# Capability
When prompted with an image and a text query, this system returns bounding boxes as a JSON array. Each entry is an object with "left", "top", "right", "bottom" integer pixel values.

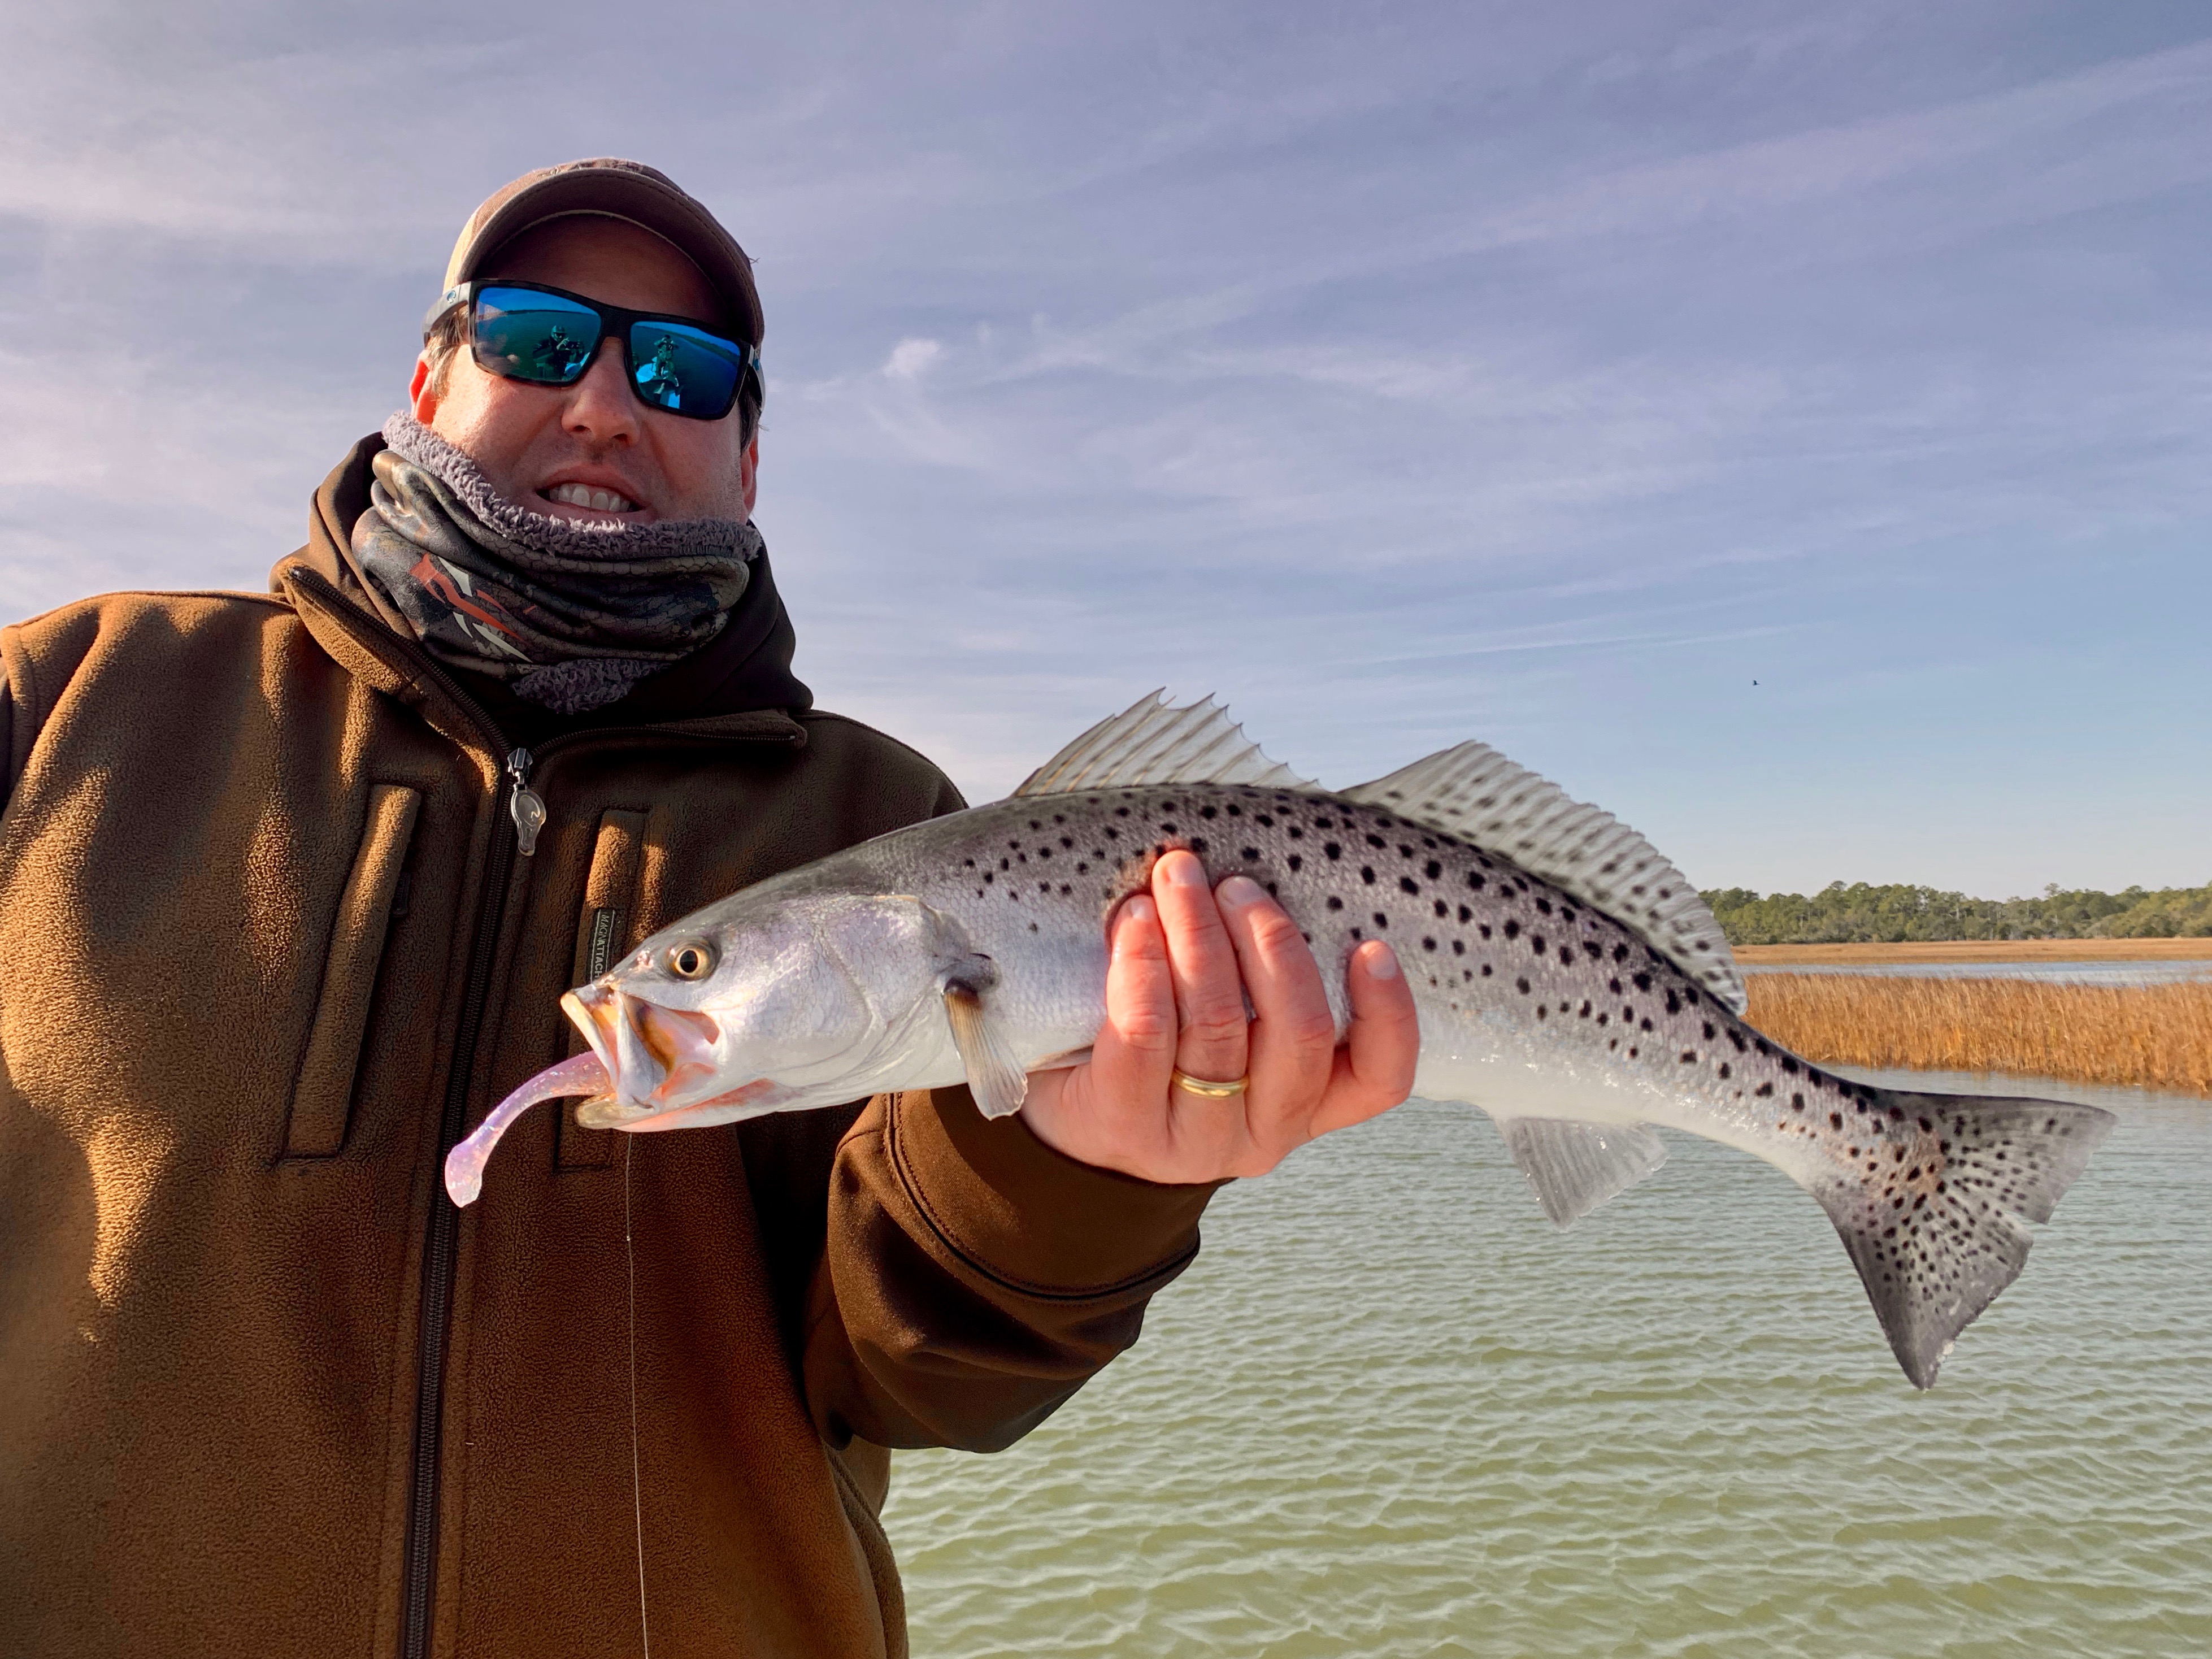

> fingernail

[
  {"left": 1364, "top": 941, "right": 1400, "bottom": 979},
  {"left": 1122, "top": 896, "right": 1157, "bottom": 930},
  {"left": 1157, "top": 852, "right": 1203, "bottom": 887},
  {"left": 1216, "top": 874, "right": 1263, "bottom": 909}
]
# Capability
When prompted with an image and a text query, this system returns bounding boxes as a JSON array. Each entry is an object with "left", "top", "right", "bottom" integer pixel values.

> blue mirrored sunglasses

[{"left": 424, "top": 280, "right": 761, "bottom": 422}]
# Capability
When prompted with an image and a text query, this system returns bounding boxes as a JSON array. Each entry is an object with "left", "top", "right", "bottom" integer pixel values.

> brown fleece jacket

[{"left": 0, "top": 440, "right": 1214, "bottom": 1658}]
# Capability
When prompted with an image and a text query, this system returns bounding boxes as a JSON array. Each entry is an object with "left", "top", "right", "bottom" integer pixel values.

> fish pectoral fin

[
  {"left": 1493, "top": 1115, "right": 1668, "bottom": 1228},
  {"left": 939, "top": 962, "right": 1030, "bottom": 1120}
]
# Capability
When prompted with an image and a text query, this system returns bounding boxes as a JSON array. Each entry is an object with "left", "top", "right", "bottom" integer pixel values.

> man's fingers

[
  {"left": 1150, "top": 852, "right": 1250, "bottom": 1093},
  {"left": 1215, "top": 875, "right": 1338, "bottom": 1152},
  {"left": 1309, "top": 941, "right": 1420, "bottom": 1139}
]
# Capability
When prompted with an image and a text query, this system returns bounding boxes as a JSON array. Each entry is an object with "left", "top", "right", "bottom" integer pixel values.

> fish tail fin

[{"left": 1810, "top": 1085, "right": 2114, "bottom": 1388}]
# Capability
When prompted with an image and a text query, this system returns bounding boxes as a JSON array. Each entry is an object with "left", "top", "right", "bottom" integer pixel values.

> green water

[{"left": 882, "top": 1074, "right": 2212, "bottom": 1657}]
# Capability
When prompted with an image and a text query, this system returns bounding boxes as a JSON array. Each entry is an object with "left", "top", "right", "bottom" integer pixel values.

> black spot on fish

[
  {"left": 1614, "top": 944, "right": 1629, "bottom": 962},
  {"left": 1664, "top": 989, "right": 1680, "bottom": 1014},
  {"left": 1728, "top": 1031, "right": 1746, "bottom": 1052},
  {"left": 1423, "top": 937, "right": 1437, "bottom": 952},
  {"left": 1640, "top": 1018, "right": 1653, "bottom": 1032},
  {"left": 1325, "top": 842, "right": 1342, "bottom": 860},
  {"left": 1400, "top": 876, "right": 1420, "bottom": 895},
  {"left": 1831, "top": 1113, "right": 1844, "bottom": 1130},
  {"left": 1756, "top": 1082, "right": 1774, "bottom": 1097},
  {"left": 1115, "top": 807, "right": 1130, "bottom": 817},
  {"left": 1326, "top": 896, "right": 1344, "bottom": 911},
  {"left": 1425, "top": 859, "right": 1442, "bottom": 879},
  {"left": 1482, "top": 964, "right": 1493, "bottom": 977},
  {"left": 1362, "top": 866, "right": 1376, "bottom": 884},
  {"left": 1452, "top": 939, "right": 1465, "bottom": 956},
  {"left": 983, "top": 871, "right": 994, "bottom": 884},
  {"left": 1350, "top": 926, "right": 1362, "bottom": 939},
  {"left": 1537, "top": 1004, "right": 1548, "bottom": 1020},
  {"left": 1531, "top": 936, "right": 1546, "bottom": 956},
  {"left": 1457, "top": 904, "right": 1472, "bottom": 923},
  {"left": 1200, "top": 806, "right": 1218, "bottom": 819},
  {"left": 1075, "top": 863, "right": 1089, "bottom": 874},
  {"left": 1579, "top": 1000, "right": 1592, "bottom": 1017},
  {"left": 1468, "top": 872, "right": 1486, "bottom": 891},
  {"left": 1632, "top": 972, "right": 1653, "bottom": 992},
  {"left": 1596, "top": 1013, "right": 1608, "bottom": 1026},
  {"left": 1373, "top": 913, "right": 1389, "bottom": 929},
  {"left": 1242, "top": 846, "right": 1260, "bottom": 862},
  {"left": 1038, "top": 848, "right": 1052, "bottom": 860},
  {"left": 1028, "top": 820, "right": 1041, "bottom": 831},
  {"left": 1584, "top": 941, "right": 1603, "bottom": 960},
  {"left": 1503, "top": 919, "right": 1520, "bottom": 940},
  {"left": 1609, "top": 978, "right": 1623, "bottom": 994},
  {"left": 1288, "top": 854, "right": 1303, "bottom": 872},
  {"left": 1479, "top": 924, "right": 1492, "bottom": 940},
  {"left": 1367, "top": 833, "right": 1386, "bottom": 849},
  {"left": 1681, "top": 1050, "right": 1697, "bottom": 1063},
  {"left": 1104, "top": 828, "right": 1119, "bottom": 841},
  {"left": 1190, "top": 838, "right": 1208, "bottom": 855},
  {"left": 1536, "top": 897, "right": 1552, "bottom": 916},
  {"left": 1718, "top": 1063, "right": 1731, "bottom": 1079},
  {"left": 1256, "top": 813, "right": 1274, "bottom": 827},
  {"left": 1516, "top": 976, "right": 1530, "bottom": 994},
  {"left": 1227, "top": 805, "right": 1241, "bottom": 817},
  {"left": 1783, "top": 1058, "right": 1800, "bottom": 1075}
]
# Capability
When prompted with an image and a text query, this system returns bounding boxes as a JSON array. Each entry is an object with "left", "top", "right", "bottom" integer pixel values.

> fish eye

[{"left": 664, "top": 941, "right": 718, "bottom": 981}]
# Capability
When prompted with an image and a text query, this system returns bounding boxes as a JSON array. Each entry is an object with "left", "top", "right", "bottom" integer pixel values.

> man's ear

[
  {"left": 739, "top": 432, "right": 759, "bottom": 517},
  {"left": 408, "top": 354, "right": 438, "bottom": 424}
]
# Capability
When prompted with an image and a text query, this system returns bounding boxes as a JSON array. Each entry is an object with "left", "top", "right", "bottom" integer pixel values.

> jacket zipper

[
  {"left": 278, "top": 568, "right": 775, "bottom": 1659},
  {"left": 400, "top": 744, "right": 526, "bottom": 1659}
]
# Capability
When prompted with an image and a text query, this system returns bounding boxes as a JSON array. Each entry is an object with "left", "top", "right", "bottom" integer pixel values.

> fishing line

[{"left": 625, "top": 1136, "right": 651, "bottom": 1659}]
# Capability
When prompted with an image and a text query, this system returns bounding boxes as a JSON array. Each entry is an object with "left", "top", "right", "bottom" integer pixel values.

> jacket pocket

[
  {"left": 559, "top": 808, "right": 651, "bottom": 1170},
  {"left": 284, "top": 783, "right": 422, "bottom": 1157}
]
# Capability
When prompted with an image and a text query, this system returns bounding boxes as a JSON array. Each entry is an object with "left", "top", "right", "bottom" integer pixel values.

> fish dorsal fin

[
  {"left": 1015, "top": 692, "right": 1315, "bottom": 796},
  {"left": 1344, "top": 743, "right": 1745, "bottom": 1013}
]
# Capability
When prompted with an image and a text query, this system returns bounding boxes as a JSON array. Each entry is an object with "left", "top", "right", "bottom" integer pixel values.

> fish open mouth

[{"left": 442, "top": 985, "right": 792, "bottom": 1206}]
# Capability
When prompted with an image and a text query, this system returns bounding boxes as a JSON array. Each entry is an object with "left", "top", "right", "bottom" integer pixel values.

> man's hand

[{"left": 1018, "top": 849, "right": 1420, "bottom": 1184}]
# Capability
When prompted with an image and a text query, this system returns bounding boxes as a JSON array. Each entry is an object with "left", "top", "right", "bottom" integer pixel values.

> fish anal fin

[
  {"left": 1014, "top": 692, "right": 1314, "bottom": 796},
  {"left": 1496, "top": 1116, "right": 1668, "bottom": 1227},
  {"left": 1345, "top": 744, "right": 1745, "bottom": 1015},
  {"left": 940, "top": 961, "right": 1030, "bottom": 1119}
]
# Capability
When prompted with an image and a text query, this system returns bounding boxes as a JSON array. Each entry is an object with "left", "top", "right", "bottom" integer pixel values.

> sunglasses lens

[
  {"left": 628, "top": 319, "right": 746, "bottom": 418},
  {"left": 473, "top": 286, "right": 602, "bottom": 384}
]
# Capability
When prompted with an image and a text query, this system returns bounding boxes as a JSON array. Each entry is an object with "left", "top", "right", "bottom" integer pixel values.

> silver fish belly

[{"left": 446, "top": 695, "right": 2113, "bottom": 1388}]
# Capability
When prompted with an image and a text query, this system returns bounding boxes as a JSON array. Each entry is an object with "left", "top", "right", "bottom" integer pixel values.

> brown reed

[{"left": 1744, "top": 973, "right": 2212, "bottom": 1098}]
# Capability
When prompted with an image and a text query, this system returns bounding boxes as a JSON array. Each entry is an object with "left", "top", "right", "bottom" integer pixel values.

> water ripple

[{"left": 884, "top": 1084, "right": 2212, "bottom": 1657}]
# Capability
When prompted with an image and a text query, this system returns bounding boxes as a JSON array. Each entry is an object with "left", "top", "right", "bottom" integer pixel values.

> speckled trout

[{"left": 447, "top": 694, "right": 2112, "bottom": 1387}]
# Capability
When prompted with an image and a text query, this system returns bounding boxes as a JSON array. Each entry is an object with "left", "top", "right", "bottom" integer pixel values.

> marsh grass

[{"left": 1746, "top": 974, "right": 2212, "bottom": 1098}]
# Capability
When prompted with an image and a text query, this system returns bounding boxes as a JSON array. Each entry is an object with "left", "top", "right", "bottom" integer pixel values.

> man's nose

[{"left": 560, "top": 338, "right": 642, "bottom": 445}]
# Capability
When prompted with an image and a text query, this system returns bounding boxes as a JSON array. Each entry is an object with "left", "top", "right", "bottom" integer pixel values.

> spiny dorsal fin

[
  {"left": 1015, "top": 692, "right": 1314, "bottom": 796},
  {"left": 1345, "top": 742, "right": 1745, "bottom": 1013}
]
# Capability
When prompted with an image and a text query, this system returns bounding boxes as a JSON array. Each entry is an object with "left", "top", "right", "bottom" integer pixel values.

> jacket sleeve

[{"left": 797, "top": 1086, "right": 1219, "bottom": 1452}]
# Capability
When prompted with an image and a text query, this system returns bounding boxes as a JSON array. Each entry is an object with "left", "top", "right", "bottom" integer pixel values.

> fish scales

[{"left": 445, "top": 695, "right": 2115, "bottom": 1388}]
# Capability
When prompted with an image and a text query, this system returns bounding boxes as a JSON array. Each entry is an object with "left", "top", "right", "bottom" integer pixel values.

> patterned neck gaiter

[{"left": 350, "top": 414, "right": 760, "bottom": 714}]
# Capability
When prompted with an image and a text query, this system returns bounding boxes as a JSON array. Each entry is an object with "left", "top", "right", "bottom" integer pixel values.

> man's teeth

[{"left": 545, "top": 482, "right": 638, "bottom": 513}]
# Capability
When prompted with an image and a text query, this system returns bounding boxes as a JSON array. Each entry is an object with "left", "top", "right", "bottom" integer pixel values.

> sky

[{"left": 1, "top": 0, "right": 2206, "bottom": 898}]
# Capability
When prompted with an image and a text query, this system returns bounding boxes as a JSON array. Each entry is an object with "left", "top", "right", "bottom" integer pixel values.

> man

[{"left": 0, "top": 159, "right": 1417, "bottom": 1658}]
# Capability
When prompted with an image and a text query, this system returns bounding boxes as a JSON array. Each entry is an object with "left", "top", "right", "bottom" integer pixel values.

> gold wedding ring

[{"left": 1170, "top": 1067, "right": 1250, "bottom": 1099}]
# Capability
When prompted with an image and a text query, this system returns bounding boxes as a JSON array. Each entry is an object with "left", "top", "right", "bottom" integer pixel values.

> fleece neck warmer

[{"left": 350, "top": 414, "right": 759, "bottom": 714}]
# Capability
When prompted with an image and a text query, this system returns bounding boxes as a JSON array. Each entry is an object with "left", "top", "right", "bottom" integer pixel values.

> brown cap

[{"left": 433, "top": 158, "right": 763, "bottom": 345}]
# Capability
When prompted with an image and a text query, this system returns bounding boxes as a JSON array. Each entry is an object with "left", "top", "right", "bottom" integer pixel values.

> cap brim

[{"left": 449, "top": 169, "right": 763, "bottom": 345}]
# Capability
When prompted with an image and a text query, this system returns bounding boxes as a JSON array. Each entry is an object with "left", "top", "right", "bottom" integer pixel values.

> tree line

[{"left": 1700, "top": 881, "right": 2212, "bottom": 945}]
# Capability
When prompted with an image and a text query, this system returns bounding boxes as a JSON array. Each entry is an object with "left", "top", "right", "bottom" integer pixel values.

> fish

[{"left": 446, "top": 693, "right": 2115, "bottom": 1387}]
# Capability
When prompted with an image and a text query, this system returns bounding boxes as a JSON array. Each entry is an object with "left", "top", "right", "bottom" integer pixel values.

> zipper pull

[{"left": 505, "top": 747, "right": 546, "bottom": 856}]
